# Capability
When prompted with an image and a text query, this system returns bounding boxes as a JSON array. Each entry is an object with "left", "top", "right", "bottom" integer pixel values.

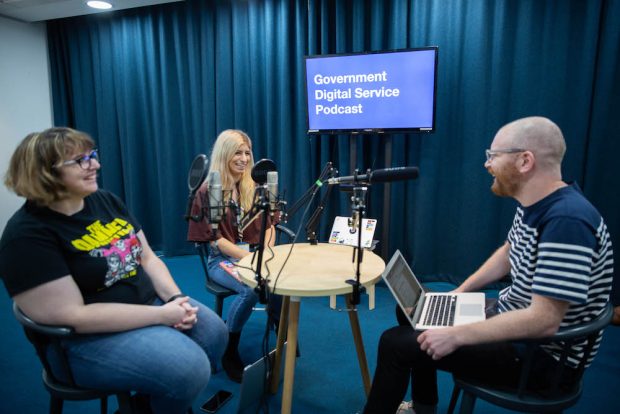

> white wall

[{"left": 0, "top": 16, "right": 53, "bottom": 231}]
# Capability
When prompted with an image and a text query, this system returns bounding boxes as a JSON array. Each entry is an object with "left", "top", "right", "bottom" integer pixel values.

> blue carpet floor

[{"left": 1, "top": 253, "right": 619, "bottom": 413}]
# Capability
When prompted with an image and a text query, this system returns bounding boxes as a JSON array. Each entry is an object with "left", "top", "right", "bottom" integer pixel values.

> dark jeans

[{"left": 363, "top": 305, "right": 577, "bottom": 414}]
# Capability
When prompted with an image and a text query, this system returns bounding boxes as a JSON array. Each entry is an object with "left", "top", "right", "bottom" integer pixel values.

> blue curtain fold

[{"left": 47, "top": 0, "right": 620, "bottom": 288}]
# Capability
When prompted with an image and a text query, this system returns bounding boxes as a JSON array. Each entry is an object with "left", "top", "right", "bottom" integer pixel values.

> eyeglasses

[
  {"left": 58, "top": 149, "right": 99, "bottom": 169},
  {"left": 485, "top": 148, "right": 526, "bottom": 162}
]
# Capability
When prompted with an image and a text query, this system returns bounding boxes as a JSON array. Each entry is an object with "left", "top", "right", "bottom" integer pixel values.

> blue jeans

[
  {"left": 52, "top": 298, "right": 227, "bottom": 414},
  {"left": 207, "top": 253, "right": 258, "bottom": 333}
]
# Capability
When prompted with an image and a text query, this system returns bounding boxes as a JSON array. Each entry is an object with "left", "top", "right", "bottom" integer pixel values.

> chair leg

[
  {"left": 447, "top": 386, "right": 460, "bottom": 414},
  {"left": 215, "top": 297, "right": 224, "bottom": 317},
  {"left": 458, "top": 391, "right": 477, "bottom": 414},
  {"left": 49, "top": 396, "right": 63, "bottom": 414},
  {"left": 100, "top": 396, "right": 108, "bottom": 414},
  {"left": 116, "top": 392, "right": 133, "bottom": 414}
]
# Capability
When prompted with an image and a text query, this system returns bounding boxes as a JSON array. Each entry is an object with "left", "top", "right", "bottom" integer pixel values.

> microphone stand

[
  {"left": 297, "top": 163, "right": 336, "bottom": 244},
  {"left": 305, "top": 183, "right": 335, "bottom": 245},
  {"left": 252, "top": 186, "right": 271, "bottom": 304},
  {"left": 185, "top": 190, "right": 207, "bottom": 223},
  {"left": 346, "top": 171, "right": 369, "bottom": 306},
  {"left": 286, "top": 162, "right": 335, "bottom": 221}
]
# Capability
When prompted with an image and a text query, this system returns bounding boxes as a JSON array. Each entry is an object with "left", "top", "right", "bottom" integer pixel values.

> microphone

[
  {"left": 267, "top": 171, "right": 278, "bottom": 212},
  {"left": 348, "top": 186, "right": 366, "bottom": 234},
  {"left": 348, "top": 211, "right": 359, "bottom": 234},
  {"left": 326, "top": 166, "right": 419, "bottom": 185},
  {"left": 207, "top": 171, "right": 223, "bottom": 227}
]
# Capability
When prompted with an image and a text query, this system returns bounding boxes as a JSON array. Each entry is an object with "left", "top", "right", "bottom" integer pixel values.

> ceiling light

[{"left": 86, "top": 1, "right": 113, "bottom": 10}]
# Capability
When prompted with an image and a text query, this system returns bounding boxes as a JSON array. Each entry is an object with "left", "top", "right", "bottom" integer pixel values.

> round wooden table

[{"left": 237, "top": 243, "right": 385, "bottom": 414}]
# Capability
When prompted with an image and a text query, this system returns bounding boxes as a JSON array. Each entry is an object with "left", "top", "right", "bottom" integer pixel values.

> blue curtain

[{"left": 48, "top": 0, "right": 620, "bottom": 287}]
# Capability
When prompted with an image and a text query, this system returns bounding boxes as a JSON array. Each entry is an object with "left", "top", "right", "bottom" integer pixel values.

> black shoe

[
  {"left": 114, "top": 393, "right": 152, "bottom": 414},
  {"left": 222, "top": 331, "right": 244, "bottom": 383},
  {"left": 222, "top": 351, "right": 244, "bottom": 383}
]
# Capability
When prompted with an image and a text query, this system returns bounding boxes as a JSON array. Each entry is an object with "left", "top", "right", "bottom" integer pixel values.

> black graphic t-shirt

[{"left": 0, "top": 190, "right": 156, "bottom": 305}]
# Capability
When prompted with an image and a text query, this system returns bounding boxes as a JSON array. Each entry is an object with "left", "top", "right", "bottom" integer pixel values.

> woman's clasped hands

[{"left": 162, "top": 296, "right": 199, "bottom": 330}]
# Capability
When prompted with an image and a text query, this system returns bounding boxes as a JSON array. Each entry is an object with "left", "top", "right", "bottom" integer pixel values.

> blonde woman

[{"left": 188, "top": 129, "right": 278, "bottom": 382}]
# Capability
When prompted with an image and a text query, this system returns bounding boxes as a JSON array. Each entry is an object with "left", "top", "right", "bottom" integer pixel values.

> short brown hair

[{"left": 4, "top": 127, "right": 95, "bottom": 206}]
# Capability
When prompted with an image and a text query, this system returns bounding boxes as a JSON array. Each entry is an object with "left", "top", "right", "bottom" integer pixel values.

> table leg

[
  {"left": 270, "top": 296, "right": 290, "bottom": 394},
  {"left": 346, "top": 293, "right": 371, "bottom": 395},
  {"left": 367, "top": 284, "right": 375, "bottom": 310},
  {"left": 281, "top": 296, "right": 300, "bottom": 414}
]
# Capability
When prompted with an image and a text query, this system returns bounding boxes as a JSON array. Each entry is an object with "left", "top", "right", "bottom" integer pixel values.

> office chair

[
  {"left": 447, "top": 301, "right": 614, "bottom": 414},
  {"left": 12, "top": 302, "right": 134, "bottom": 414}
]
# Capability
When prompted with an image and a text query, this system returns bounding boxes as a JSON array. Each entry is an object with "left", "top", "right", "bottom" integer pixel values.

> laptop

[
  {"left": 237, "top": 342, "right": 287, "bottom": 413},
  {"left": 382, "top": 250, "right": 485, "bottom": 330},
  {"left": 328, "top": 216, "right": 377, "bottom": 248}
]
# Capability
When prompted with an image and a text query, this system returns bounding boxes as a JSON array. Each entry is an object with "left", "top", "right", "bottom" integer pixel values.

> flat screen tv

[{"left": 305, "top": 47, "right": 438, "bottom": 134}]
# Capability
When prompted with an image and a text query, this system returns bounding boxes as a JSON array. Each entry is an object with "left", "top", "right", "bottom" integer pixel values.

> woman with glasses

[
  {"left": 0, "top": 127, "right": 228, "bottom": 414},
  {"left": 187, "top": 129, "right": 279, "bottom": 383}
]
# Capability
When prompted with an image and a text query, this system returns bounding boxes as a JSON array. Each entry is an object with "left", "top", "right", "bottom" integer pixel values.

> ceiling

[{"left": 0, "top": 0, "right": 184, "bottom": 23}]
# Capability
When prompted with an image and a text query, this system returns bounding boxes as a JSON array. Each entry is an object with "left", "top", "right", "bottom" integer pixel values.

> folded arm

[
  {"left": 13, "top": 275, "right": 191, "bottom": 334},
  {"left": 13, "top": 229, "right": 195, "bottom": 334}
]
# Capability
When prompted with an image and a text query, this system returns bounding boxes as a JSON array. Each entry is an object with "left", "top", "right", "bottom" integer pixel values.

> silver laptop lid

[
  {"left": 381, "top": 250, "right": 426, "bottom": 326},
  {"left": 237, "top": 343, "right": 286, "bottom": 413}
]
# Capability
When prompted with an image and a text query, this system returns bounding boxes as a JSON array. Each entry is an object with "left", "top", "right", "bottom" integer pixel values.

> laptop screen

[{"left": 383, "top": 251, "right": 424, "bottom": 320}]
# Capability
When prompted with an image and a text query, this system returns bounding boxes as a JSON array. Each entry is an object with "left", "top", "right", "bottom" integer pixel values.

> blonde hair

[
  {"left": 4, "top": 127, "right": 95, "bottom": 206},
  {"left": 209, "top": 129, "right": 255, "bottom": 212}
]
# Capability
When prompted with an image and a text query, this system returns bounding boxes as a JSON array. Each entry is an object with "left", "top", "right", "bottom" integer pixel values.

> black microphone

[
  {"left": 267, "top": 171, "right": 278, "bottom": 212},
  {"left": 207, "top": 171, "right": 223, "bottom": 228},
  {"left": 326, "top": 166, "right": 419, "bottom": 185}
]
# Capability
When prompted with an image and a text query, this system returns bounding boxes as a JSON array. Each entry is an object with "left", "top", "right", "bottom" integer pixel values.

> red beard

[{"left": 490, "top": 164, "right": 520, "bottom": 197}]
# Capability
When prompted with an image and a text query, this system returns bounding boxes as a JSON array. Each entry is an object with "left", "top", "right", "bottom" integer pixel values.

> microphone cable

[
  {"left": 255, "top": 183, "right": 322, "bottom": 414},
  {"left": 258, "top": 229, "right": 276, "bottom": 414}
]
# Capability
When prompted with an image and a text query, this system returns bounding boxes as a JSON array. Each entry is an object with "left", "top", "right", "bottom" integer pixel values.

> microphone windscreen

[
  {"left": 251, "top": 158, "right": 277, "bottom": 184},
  {"left": 371, "top": 166, "right": 419, "bottom": 183},
  {"left": 188, "top": 154, "right": 209, "bottom": 192}
]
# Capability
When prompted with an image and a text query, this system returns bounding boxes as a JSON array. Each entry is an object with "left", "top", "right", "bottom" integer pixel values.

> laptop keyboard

[{"left": 422, "top": 295, "right": 456, "bottom": 327}]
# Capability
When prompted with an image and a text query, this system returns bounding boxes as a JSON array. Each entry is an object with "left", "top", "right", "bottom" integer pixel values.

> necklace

[{"left": 231, "top": 184, "right": 244, "bottom": 242}]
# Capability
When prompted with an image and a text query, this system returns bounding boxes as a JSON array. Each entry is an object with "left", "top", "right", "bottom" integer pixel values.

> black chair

[
  {"left": 447, "top": 301, "right": 614, "bottom": 414},
  {"left": 12, "top": 302, "right": 134, "bottom": 414},
  {"left": 196, "top": 223, "right": 296, "bottom": 317},
  {"left": 196, "top": 242, "right": 235, "bottom": 317}
]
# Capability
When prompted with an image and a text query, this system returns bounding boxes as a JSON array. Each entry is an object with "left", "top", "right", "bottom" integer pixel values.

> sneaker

[{"left": 397, "top": 400, "right": 415, "bottom": 414}]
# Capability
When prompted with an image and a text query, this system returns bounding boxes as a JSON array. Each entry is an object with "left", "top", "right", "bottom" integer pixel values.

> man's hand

[{"left": 417, "top": 327, "right": 462, "bottom": 360}]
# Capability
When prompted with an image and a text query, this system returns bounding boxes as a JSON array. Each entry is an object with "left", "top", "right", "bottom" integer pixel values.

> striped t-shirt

[{"left": 497, "top": 183, "right": 613, "bottom": 367}]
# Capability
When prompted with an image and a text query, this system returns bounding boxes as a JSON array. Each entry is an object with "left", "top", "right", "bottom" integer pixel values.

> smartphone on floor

[{"left": 200, "top": 390, "right": 233, "bottom": 413}]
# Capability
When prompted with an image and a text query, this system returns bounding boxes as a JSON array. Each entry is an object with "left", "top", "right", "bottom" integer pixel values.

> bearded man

[{"left": 363, "top": 116, "right": 614, "bottom": 414}]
